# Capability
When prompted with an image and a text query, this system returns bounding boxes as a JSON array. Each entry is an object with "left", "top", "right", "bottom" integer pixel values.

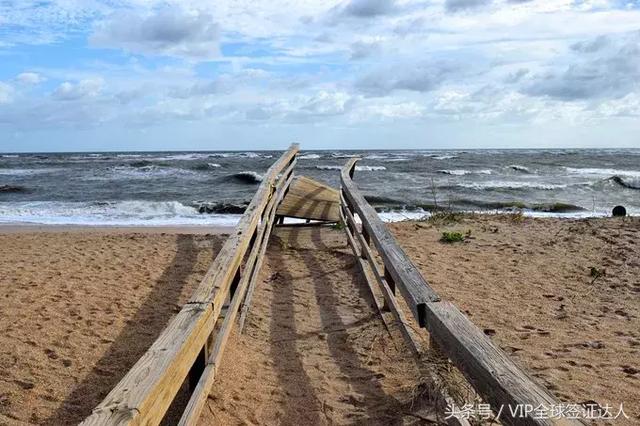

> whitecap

[
  {"left": 566, "top": 167, "right": 640, "bottom": 178},
  {"left": 0, "top": 200, "right": 242, "bottom": 226},
  {"left": 458, "top": 181, "right": 566, "bottom": 190},
  {"left": 438, "top": 169, "right": 492, "bottom": 176},
  {"left": 315, "top": 165, "right": 386, "bottom": 171}
]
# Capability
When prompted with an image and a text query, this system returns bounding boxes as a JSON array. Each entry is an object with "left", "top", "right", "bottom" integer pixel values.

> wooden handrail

[
  {"left": 82, "top": 144, "right": 299, "bottom": 426},
  {"left": 340, "top": 158, "right": 581, "bottom": 426}
]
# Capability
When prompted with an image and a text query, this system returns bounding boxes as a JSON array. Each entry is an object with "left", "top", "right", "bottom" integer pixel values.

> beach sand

[
  {"left": 0, "top": 226, "right": 227, "bottom": 425},
  {"left": 197, "top": 226, "right": 430, "bottom": 425},
  {"left": 390, "top": 215, "right": 640, "bottom": 424},
  {"left": 1, "top": 217, "right": 639, "bottom": 424}
]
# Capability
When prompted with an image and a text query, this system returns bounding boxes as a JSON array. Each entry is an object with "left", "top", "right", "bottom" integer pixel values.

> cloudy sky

[{"left": 0, "top": 0, "right": 639, "bottom": 152}]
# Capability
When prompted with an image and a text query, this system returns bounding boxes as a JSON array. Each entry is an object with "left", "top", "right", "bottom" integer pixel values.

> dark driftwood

[
  {"left": 82, "top": 145, "right": 299, "bottom": 426},
  {"left": 340, "top": 158, "right": 581, "bottom": 426}
]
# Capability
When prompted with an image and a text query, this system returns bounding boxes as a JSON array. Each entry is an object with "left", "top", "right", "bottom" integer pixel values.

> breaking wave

[
  {"left": 609, "top": 175, "right": 640, "bottom": 190},
  {"left": 457, "top": 181, "right": 567, "bottom": 190},
  {"left": 566, "top": 167, "right": 640, "bottom": 178},
  {"left": 298, "top": 154, "right": 321, "bottom": 160},
  {"left": 0, "top": 200, "right": 242, "bottom": 226},
  {"left": 509, "top": 165, "right": 531, "bottom": 173},
  {"left": 229, "top": 171, "right": 263, "bottom": 184},
  {"left": 315, "top": 165, "right": 386, "bottom": 171},
  {"left": 437, "top": 169, "right": 492, "bottom": 176}
]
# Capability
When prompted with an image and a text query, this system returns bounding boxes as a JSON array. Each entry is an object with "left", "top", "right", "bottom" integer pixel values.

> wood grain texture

[
  {"left": 276, "top": 175, "right": 340, "bottom": 221},
  {"left": 339, "top": 198, "right": 421, "bottom": 356},
  {"left": 340, "top": 158, "right": 582, "bottom": 426},
  {"left": 238, "top": 170, "right": 296, "bottom": 333},
  {"left": 178, "top": 170, "right": 296, "bottom": 426},
  {"left": 340, "top": 158, "right": 439, "bottom": 327},
  {"left": 81, "top": 144, "right": 299, "bottom": 426},
  {"left": 426, "top": 302, "right": 581, "bottom": 426}
]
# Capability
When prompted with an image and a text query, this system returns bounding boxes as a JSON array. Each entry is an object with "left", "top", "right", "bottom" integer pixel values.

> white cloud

[
  {"left": 53, "top": 78, "right": 105, "bottom": 101},
  {"left": 0, "top": 83, "right": 14, "bottom": 104},
  {"left": 16, "top": 72, "right": 45, "bottom": 85},
  {"left": 90, "top": 7, "right": 220, "bottom": 60}
]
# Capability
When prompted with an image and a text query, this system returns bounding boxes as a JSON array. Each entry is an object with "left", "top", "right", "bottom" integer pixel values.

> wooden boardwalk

[
  {"left": 276, "top": 176, "right": 340, "bottom": 222},
  {"left": 81, "top": 147, "right": 582, "bottom": 426}
]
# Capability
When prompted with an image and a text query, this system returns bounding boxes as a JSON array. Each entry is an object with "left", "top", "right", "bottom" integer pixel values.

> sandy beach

[
  {"left": 0, "top": 226, "right": 228, "bottom": 425},
  {"left": 390, "top": 214, "right": 640, "bottom": 424},
  {"left": 1, "top": 216, "right": 638, "bottom": 424}
]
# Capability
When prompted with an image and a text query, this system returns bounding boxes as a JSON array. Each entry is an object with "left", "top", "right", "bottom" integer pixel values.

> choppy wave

[
  {"left": 84, "top": 165, "right": 198, "bottom": 181},
  {"left": 229, "top": 171, "right": 263, "bottom": 184},
  {"left": 509, "top": 165, "right": 531, "bottom": 173},
  {"left": 0, "top": 200, "right": 242, "bottom": 226},
  {"left": 609, "top": 176, "right": 640, "bottom": 190},
  {"left": 193, "top": 201, "right": 249, "bottom": 214},
  {"left": 457, "top": 181, "right": 567, "bottom": 190},
  {"left": 298, "top": 154, "right": 321, "bottom": 160},
  {"left": 315, "top": 165, "right": 386, "bottom": 171},
  {"left": 0, "top": 168, "right": 62, "bottom": 176},
  {"left": 427, "top": 154, "right": 458, "bottom": 160},
  {"left": 0, "top": 185, "right": 28, "bottom": 193},
  {"left": 566, "top": 167, "right": 640, "bottom": 178},
  {"left": 190, "top": 163, "right": 222, "bottom": 171},
  {"left": 437, "top": 169, "right": 492, "bottom": 176}
]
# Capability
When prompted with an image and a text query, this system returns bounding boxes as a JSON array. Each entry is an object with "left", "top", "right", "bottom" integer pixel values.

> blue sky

[{"left": 0, "top": 0, "right": 639, "bottom": 152}]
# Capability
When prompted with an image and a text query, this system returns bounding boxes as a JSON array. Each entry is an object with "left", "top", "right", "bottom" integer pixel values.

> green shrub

[
  {"left": 440, "top": 231, "right": 465, "bottom": 243},
  {"left": 331, "top": 221, "right": 345, "bottom": 231}
]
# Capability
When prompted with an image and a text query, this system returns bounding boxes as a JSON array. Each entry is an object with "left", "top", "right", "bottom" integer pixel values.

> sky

[{"left": 0, "top": 0, "right": 639, "bottom": 152}]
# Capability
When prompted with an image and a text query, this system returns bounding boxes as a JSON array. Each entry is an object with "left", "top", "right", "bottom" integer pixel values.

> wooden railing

[
  {"left": 340, "top": 158, "right": 581, "bottom": 426},
  {"left": 82, "top": 144, "right": 299, "bottom": 426}
]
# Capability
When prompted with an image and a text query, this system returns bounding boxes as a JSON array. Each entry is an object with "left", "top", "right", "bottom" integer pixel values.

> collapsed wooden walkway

[{"left": 82, "top": 145, "right": 582, "bottom": 426}]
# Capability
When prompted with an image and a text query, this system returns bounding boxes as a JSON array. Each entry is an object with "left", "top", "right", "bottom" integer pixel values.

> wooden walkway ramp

[
  {"left": 81, "top": 146, "right": 583, "bottom": 426},
  {"left": 276, "top": 175, "right": 340, "bottom": 222}
]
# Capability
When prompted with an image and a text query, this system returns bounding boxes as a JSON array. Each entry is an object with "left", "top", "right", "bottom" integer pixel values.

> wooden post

[
  {"left": 359, "top": 225, "right": 368, "bottom": 260},
  {"left": 188, "top": 346, "right": 206, "bottom": 391},
  {"left": 229, "top": 268, "right": 241, "bottom": 300},
  {"left": 384, "top": 266, "right": 395, "bottom": 295}
]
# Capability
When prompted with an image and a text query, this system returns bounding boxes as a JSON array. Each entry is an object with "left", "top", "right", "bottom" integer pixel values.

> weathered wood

[
  {"left": 238, "top": 172, "right": 295, "bottom": 333},
  {"left": 426, "top": 302, "right": 581, "bottom": 426},
  {"left": 340, "top": 158, "right": 582, "bottom": 426},
  {"left": 179, "top": 168, "right": 296, "bottom": 426},
  {"left": 276, "top": 175, "right": 340, "bottom": 221},
  {"left": 81, "top": 144, "right": 299, "bottom": 426},
  {"left": 341, "top": 159, "right": 439, "bottom": 327},
  {"left": 81, "top": 303, "right": 214, "bottom": 425},
  {"left": 340, "top": 197, "right": 420, "bottom": 356}
]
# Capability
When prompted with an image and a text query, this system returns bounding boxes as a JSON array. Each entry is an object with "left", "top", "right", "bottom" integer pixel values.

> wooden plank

[
  {"left": 340, "top": 205, "right": 472, "bottom": 426},
  {"left": 340, "top": 159, "right": 439, "bottom": 327},
  {"left": 340, "top": 158, "right": 582, "bottom": 426},
  {"left": 81, "top": 304, "right": 215, "bottom": 425},
  {"left": 426, "top": 302, "right": 580, "bottom": 426},
  {"left": 340, "top": 196, "right": 421, "bottom": 356},
  {"left": 276, "top": 175, "right": 340, "bottom": 221},
  {"left": 81, "top": 144, "right": 299, "bottom": 426},
  {"left": 238, "top": 172, "right": 295, "bottom": 333},
  {"left": 178, "top": 170, "right": 296, "bottom": 426}
]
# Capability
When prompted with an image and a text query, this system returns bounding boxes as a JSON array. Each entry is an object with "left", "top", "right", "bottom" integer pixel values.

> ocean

[{"left": 0, "top": 149, "right": 638, "bottom": 226}]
